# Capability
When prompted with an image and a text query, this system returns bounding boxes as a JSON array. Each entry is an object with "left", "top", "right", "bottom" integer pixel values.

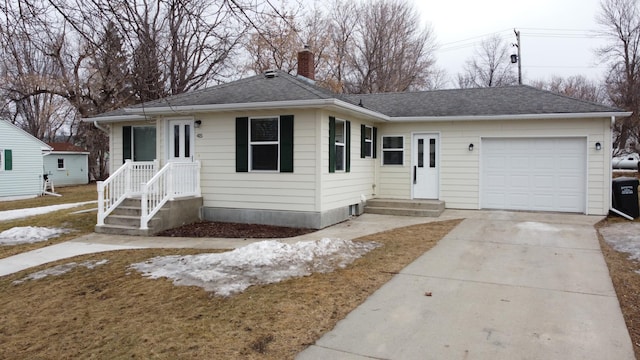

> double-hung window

[
  {"left": 57, "top": 158, "right": 65, "bottom": 170},
  {"left": 360, "top": 125, "right": 377, "bottom": 158},
  {"left": 236, "top": 115, "right": 294, "bottom": 173},
  {"left": 329, "top": 117, "right": 350, "bottom": 173},
  {"left": 382, "top": 136, "right": 404, "bottom": 165},
  {"left": 250, "top": 117, "right": 279, "bottom": 171}
]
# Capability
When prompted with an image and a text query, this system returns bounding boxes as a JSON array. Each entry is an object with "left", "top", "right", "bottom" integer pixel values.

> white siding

[
  {"left": 376, "top": 118, "right": 611, "bottom": 215},
  {"left": 193, "top": 110, "right": 319, "bottom": 212},
  {"left": 43, "top": 153, "right": 89, "bottom": 186},
  {"left": 319, "top": 110, "right": 378, "bottom": 212},
  {"left": 0, "top": 121, "right": 48, "bottom": 198}
]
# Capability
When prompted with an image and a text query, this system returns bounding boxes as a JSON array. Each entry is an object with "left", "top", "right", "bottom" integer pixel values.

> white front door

[
  {"left": 413, "top": 134, "right": 439, "bottom": 199},
  {"left": 168, "top": 119, "right": 194, "bottom": 161}
]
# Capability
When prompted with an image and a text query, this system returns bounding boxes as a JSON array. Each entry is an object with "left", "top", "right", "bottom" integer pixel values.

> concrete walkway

[
  {"left": 297, "top": 211, "right": 636, "bottom": 360},
  {"left": 0, "top": 212, "right": 462, "bottom": 277}
]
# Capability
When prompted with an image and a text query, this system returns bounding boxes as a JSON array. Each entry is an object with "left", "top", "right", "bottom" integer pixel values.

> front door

[
  {"left": 412, "top": 134, "right": 439, "bottom": 199},
  {"left": 168, "top": 119, "right": 194, "bottom": 161}
]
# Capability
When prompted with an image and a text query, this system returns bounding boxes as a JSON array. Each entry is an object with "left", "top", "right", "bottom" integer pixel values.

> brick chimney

[{"left": 297, "top": 46, "right": 315, "bottom": 80}]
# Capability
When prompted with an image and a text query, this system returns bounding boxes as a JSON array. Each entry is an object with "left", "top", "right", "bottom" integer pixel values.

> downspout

[{"left": 94, "top": 121, "right": 109, "bottom": 134}]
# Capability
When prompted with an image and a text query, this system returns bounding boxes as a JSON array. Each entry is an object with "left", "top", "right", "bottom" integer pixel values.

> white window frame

[
  {"left": 0, "top": 149, "right": 4, "bottom": 172},
  {"left": 382, "top": 135, "right": 404, "bottom": 166},
  {"left": 364, "top": 125, "right": 373, "bottom": 158},
  {"left": 57, "top": 158, "right": 65, "bottom": 170},
  {"left": 249, "top": 116, "right": 280, "bottom": 172},
  {"left": 335, "top": 119, "right": 346, "bottom": 171}
]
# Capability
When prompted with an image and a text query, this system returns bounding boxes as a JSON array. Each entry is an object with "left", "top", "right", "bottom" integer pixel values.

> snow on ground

[
  {"left": 0, "top": 226, "right": 70, "bottom": 245},
  {"left": 0, "top": 201, "right": 96, "bottom": 222},
  {"left": 600, "top": 223, "right": 640, "bottom": 274},
  {"left": 131, "top": 238, "right": 381, "bottom": 296},
  {"left": 12, "top": 260, "right": 109, "bottom": 284}
]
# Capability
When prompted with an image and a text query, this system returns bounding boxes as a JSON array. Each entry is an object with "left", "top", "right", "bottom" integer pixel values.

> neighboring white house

[
  {"left": 88, "top": 51, "right": 632, "bottom": 234},
  {"left": 44, "top": 143, "right": 90, "bottom": 186},
  {"left": 0, "top": 120, "right": 52, "bottom": 200}
]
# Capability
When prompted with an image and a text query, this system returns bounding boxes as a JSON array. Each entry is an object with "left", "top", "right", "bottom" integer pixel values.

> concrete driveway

[{"left": 297, "top": 211, "right": 635, "bottom": 360}]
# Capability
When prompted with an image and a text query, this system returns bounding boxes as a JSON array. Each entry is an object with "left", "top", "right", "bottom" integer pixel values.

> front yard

[{"left": 0, "top": 220, "right": 460, "bottom": 359}]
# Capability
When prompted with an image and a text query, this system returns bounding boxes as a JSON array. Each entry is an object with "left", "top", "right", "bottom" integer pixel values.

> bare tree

[
  {"left": 346, "top": 0, "right": 437, "bottom": 93},
  {"left": 457, "top": 35, "right": 518, "bottom": 88},
  {"left": 530, "top": 75, "right": 606, "bottom": 104},
  {"left": 597, "top": 0, "right": 640, "bottom": 153}
]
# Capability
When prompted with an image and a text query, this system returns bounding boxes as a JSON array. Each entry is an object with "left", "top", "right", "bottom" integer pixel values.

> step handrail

[
  {"left": 96, "top": 160, "right": 157, "bottom": 226},
  {"left": 140, "top": 161, "right": 201, "bottom": 230}
]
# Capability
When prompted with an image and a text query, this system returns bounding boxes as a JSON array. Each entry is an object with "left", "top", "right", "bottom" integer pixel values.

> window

[
  {"left": 329, "top": 117, "right": 350, "bottom": 173},
  {"left": 123, "top": 126, "right": 157, "bottom": 162},
  {"left": 57, "top": 158, "right": 65, "bottom": 170},
  {"left": 235, "top": 115, "right": 294, "bottom": 173},
  {"left": 382, "top": 136, "right": 404, "bottom": 165},
  {"left": 0, "top": 149, "right": 11, "bottom": 171},
  {"left": 360, "top": 125, "right": 377, "bottom": 158},
  {"left": 250, "top": 117, "right": 279, "bottom": 171}
]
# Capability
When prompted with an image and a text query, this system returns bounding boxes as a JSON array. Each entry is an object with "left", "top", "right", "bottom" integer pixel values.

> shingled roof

[
  {"left": 344, "top": 86, "right": 620, "bottom": 118},
  {"left": 90, "top": 70, "right": 627, "bottom": 121}
]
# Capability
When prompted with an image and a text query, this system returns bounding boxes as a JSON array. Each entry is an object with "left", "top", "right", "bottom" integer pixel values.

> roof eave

[
  {"left": 122, "top": 99, "right": 390, "bottom": 122},
  {"left": 83, "top": 114, "right": 150, "bottom": 123},
  {"left": 390, "top": 111, "right": 633, "bottom": 122}
]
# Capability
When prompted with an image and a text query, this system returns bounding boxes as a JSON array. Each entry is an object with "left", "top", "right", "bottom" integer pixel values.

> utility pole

[{"left": 513, "top": 29, "right": 522, "bottom": 85}]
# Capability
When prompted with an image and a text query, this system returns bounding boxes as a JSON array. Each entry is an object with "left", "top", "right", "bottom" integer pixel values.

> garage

[{"left": 481, "top": 137, "right": 587, "bottom": 213}]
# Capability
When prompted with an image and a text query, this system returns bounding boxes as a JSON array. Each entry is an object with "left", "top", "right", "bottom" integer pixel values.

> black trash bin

[{"left": 612, "top": 177, "right": 640, "bottom": 218}]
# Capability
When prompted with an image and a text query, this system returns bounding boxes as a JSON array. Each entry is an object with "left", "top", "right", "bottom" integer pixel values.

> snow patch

[
  {"left": 517, "top": 222, "right": 560, "bottom": 232},
  {"left": 13, "top": 260, "right": 109, "bottom": 284},
  {"left": 600, "top": 223, "right": 640, "bottom": 262},
  {"left": 0, "top": 226, "right": 70, "bottom": 245},
  {"left": 0, "top": 201, "right": 96, "bottom": 222},
  {"left": 131, "top": 238, "right": 381, "bottom": 296}
]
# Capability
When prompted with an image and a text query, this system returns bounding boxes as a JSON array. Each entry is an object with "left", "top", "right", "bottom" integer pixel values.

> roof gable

[{"left": 0, "top": 120, "right": 52, "bottom": 150}]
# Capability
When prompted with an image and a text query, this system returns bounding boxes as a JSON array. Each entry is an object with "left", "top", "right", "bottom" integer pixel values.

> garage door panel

[{"left": 481, "top": 137, "right": 586, "bottom": 213}]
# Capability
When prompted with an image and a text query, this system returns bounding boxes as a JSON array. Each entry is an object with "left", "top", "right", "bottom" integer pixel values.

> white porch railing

[
  {"left": 140, "top": 161, "right": 201, "bottom": 229},
  {"left": 97, "top": 160, "right": 158, "bottom": 226}
]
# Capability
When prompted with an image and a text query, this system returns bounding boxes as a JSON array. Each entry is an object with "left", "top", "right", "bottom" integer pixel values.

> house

[
  {"left": 88, "top": 50, "right": 632, "bottom": 235},
  {"left": 0, "top": 120, "right": 53, "bottom": 200},
  {"left": 43, "top": 143, "right": 90, "bottom": 186}
]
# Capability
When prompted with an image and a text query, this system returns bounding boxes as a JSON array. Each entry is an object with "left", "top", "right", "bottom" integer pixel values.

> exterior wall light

[
  {"left": 468, "top": 143, "right": 474, "bottom": 151},
  {"left": 195, "top": 120, "right": 202, "bottom": 128},
  {"left": 595, "top": 142, "right": 602, "bottom": 151}
]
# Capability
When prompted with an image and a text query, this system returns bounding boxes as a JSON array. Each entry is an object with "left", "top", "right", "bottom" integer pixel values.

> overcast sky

[{"left": 412, "top": 0, "right": 609, "bottom": 87}]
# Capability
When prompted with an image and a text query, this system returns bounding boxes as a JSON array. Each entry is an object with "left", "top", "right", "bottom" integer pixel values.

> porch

[{"left": 95, "top": 160, "right": 202, "bottom": 236}]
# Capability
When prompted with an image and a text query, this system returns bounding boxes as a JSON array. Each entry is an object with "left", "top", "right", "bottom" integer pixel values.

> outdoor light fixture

[
  {"left": 510, "top": 54, "right": 518, "bottom": 64},
  {"left": 195, "top": 120, "right": 202, "bottom": 128},
  {"left": 595, "top": 142, "right": 602, "bottom": 151},
  {"left": 468, "top": 143, "right": 474, "bottom": 151}
]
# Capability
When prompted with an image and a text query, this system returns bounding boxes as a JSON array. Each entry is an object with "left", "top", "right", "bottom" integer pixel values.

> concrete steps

[
  {"left": 364, "top": 198, "right": 445, "bottom": 217},
  {"left": 95, "top": 196, "right": 203, "bottom": 236}
]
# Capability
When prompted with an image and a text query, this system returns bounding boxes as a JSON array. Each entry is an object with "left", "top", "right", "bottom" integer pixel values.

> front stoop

[
  {"left": 364, "top": 198, "right": 445, "bottom": 217},
  {"left": 95, "top": 196, "right": 203, "bottom": 236}
]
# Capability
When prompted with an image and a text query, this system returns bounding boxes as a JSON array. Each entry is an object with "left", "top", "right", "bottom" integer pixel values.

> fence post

[
  {"left": 195, "top": 161, "right": 202, "bottom": 197},
  {"left": 97, "top": 181, "right": 105, "bottom": 226},
  {"left": 124, "top": 159, "right": 132, "bottom": 196},
  {"left": 168, "top": 162, "right": 175, "bottom": 200}
]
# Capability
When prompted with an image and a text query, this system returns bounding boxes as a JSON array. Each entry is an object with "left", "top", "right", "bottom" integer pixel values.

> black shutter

[
  {"left": 280, "top": 115, "right": 294, "bottom": 172},
  {"left": 123, "top": 126, "right": 132, "bottom": 163},
  {"left": 236, "top": 117, "right": 249, "bottom": 172},
  {"left": 360, "top": 124, "right": 366, "bottom": 159},
  {"left": 329, "top": 116, "right": 336, "bottom": 173},
  {"left": 346, "top": 121, "right": 351, "bottom": 172},
  {"left": 372, "top": 127, "right": 378, "bottom": 159}
]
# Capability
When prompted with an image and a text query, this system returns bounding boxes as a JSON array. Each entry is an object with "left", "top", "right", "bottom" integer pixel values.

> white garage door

[{"left": 481, "top": 137, "right": 586, "bottom": 213}]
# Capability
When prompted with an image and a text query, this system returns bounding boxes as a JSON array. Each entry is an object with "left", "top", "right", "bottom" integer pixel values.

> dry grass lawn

[
  {"left": 0, "top": 184, "right": 97, "bottom": 259},
  {"left": 0, "top": 219, "right": 461, "bottom": 359},
  {"left": 596, "top": 216, "right": 640, "bottom": 359}
]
